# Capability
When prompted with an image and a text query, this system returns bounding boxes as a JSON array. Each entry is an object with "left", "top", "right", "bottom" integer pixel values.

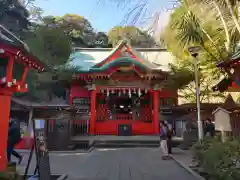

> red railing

[{"left": 115, "top": 114, "right": 133, "bottom": 120}]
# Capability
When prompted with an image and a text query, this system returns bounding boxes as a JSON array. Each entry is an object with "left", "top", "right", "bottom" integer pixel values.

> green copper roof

[
  {"left": 75, "top": 57, "right": 149, "bottom": 73},
  {"left": 231, "top": 51, "right": 240, "bottom": 60},
  {"left": 69, "top": 40, "right": 174, "bottom": 72}
]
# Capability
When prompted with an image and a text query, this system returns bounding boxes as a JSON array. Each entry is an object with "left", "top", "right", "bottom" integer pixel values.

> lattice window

[{"left": 72, "top": 97, "right": 90, "bottom": 105}]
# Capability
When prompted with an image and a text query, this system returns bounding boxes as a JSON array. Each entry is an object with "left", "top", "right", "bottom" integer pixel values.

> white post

[
  {"left": 26, "top": 108, "right": 33, "bottom": 149},
  {"left": 188, "top": 46, "right": 203, "bottom": 141},
  {"left": 193, "top": 56, "right": 203, "bottom": 140}
]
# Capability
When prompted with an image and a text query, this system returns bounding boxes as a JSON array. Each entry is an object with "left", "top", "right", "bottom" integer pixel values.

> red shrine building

[{"left": 69, "top": 40, "right": 177, "bottom": 136}]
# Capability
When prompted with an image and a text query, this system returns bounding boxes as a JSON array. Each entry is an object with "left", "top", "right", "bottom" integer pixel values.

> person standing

[
  {"left": 7, "top": 118, "right": 23, "bottom": 164},
  {"left": 159, "top": 121, "right": 170, "bottom": 160},
  {"left": 204, "top": 118, "right": 215, "bottom": 137},
  {"left": 164, "top": 120, "right": 173, "bottom": 155}
]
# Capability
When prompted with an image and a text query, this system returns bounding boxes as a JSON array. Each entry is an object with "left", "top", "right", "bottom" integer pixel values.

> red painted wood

[
  {"left": 15, "top": 138, "right": 34, "bottom": 149},
  {"left": 6, "top": 56, "right": 14, "bottom": 83},
  {"left": 89, "top": 89, "right": 97, "bottom": 135},
  {"left": 98, "top": 48, "right": 122, "bottom": 67},
  {"left": 70, "top": 85, "right": 91, "bottom": 98},
  {"left": 0, "top": 44, "right": 43, "bottom": 70},
  {"left": 20, "top": 67, "right": 28, "bottom": 85},
  {"left": 0, "top": 95, "right": 11, "bottom": 171},
  {"left": 0, "top": 45, "right": 43, "bottom": 172},
  {"left": 95, "top": 120, "right": 155, "bottom": 135},
  {"left": 153, "top": 91, "right": 160, "bottom": 134},
  {"left": 115, "top": 114, "right": 133, "bottom": 120}
]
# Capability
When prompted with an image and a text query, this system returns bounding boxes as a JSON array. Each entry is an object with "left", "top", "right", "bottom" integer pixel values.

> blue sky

[{"left": 35, "top": 0, "right": 174, "bottom": 32}]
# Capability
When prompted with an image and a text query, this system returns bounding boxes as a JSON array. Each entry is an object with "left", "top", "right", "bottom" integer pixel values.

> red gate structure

[{"left": 0, "top": 26, "right": 44, "bottom": 172}]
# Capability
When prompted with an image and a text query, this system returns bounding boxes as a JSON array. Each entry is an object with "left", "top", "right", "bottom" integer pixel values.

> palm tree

[
  {"left": 195, "top": 0, "right": 240, "bottom": 51},
  {"left": 160, "top": 0, "right": 235, "bottom": 102}
]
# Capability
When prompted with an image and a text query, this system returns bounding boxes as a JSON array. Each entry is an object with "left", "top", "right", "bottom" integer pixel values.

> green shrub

[{"left": 192, "top": 137, "right": 240, "bottom": 180}]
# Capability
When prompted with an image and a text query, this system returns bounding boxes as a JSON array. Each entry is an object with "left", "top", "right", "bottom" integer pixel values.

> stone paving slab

[
  {"left": 12, "top": 148, "right": 200, "bottom": 180},
  {"left": 171, "top": 148, "right": 205, "bottom": 180}
]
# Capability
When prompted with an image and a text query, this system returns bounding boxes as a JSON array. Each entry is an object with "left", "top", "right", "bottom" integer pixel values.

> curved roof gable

[{"left": 93, "top": 40, "right": 158, "bottom": 69}]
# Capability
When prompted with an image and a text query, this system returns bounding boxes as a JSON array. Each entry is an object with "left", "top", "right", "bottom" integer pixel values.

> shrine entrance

[{"left": 93, "top": 87, "right": 155, "bottom": 135}]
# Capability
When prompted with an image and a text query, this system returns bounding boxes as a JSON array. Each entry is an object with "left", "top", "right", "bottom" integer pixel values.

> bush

[{"left": 192, "top": 137, "right": 240, "bottom": 180}]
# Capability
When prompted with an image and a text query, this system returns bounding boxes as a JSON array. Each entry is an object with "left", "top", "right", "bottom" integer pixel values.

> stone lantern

[{"left": 0, "top": 25, "right": 44, "bottom": 172}]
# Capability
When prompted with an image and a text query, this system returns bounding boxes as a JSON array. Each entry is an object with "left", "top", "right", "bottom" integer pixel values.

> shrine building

[{"left": 69, "top": 40, "right": 177, "bottom": 136}]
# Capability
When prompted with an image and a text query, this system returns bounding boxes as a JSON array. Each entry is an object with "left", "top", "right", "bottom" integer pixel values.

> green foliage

[
  {"left": 160, "top": 0, "right": 240, "bottom": 103},
  {"left": 161, "top": 63, "right": 195, "bottom": 90},
  {"left": 108, "top": 26, "right": 156, "bottom": 47},
  {"left": 192, "top": 137, "right": 240, "bottom": 180},
  {"left": 21, "top": 25, "right": 72, "bottom": 100},
  {"left": 42, "top": 14, "right": 110, "bottom": 47},
  {"left": 25, "top": 26, "right": 72, "bottom": 66},
  {"left": 0, "top": 0, "right": 30, "bottom": 36}
]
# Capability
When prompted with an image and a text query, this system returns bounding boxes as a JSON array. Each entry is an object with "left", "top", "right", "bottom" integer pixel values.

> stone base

[{"left": 0, "top": 163, "right": 19, "bottom": 180}]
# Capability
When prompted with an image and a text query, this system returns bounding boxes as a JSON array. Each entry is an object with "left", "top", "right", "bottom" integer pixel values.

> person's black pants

[
  {"left": 7, "top": 148, "right": 21, "bottom": 162},
  {"left": 12, "top": 149, "right": 21, "bottom": 159},
  {"left": 167, "top": 137, "right": 172, "bottom": 154}
]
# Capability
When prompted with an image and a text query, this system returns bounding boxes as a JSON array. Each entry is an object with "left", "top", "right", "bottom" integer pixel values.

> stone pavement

[
  {"left": 13, "top": 148, "right": 201, "bottom": 180},
  {"left": 171, "top": 148, "right": 205, "bottom": 180}
]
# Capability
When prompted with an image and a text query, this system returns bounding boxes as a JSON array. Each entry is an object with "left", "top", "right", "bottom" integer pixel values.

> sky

[{"left": 34, "top": 0, "right": 174, "bottom": 33}]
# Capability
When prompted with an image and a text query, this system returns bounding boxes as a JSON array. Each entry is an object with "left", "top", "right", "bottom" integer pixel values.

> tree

[
  {"left": 41, "top": 14, "right": 96, "bottom": 47},
  {"left": 0, "top": 0, "right": 30, "bottom": 35},
  {"left": 41, "top": 14, "right": 112, "bottom": 48},
  {"left": 87, "top": 32, "right": 112, "bottom": 48},
  {"left": 20, "top": 0, "right": 44, "bottom": 21},
  {"left": 107, "top": 0, "right": 240, "bottom": 102},
  {"left": 108, "top": 26, "right": 156, "bottom": 47},
  {"left": 21, "top": 26, "right": 72, "bottom": 101},
  {"left": 160, "top": 0, "right": 240, "bottom": 103},
  {"left": 26, "top": 26, "right": 72, "bottom": 66}
]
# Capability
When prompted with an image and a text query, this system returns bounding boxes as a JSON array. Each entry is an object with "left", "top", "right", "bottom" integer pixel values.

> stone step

[
  {"left": 93, "top": 143, "right": 160, "bottom": 148},
  {"left": 72, "top": 141, "right": 90, "bottom": 150},
  {"left": 92, "top": 139, "right": 181, "bottom": 148},
  {"left": 93, "top": 140, "right": 160, "bottom": 144}
]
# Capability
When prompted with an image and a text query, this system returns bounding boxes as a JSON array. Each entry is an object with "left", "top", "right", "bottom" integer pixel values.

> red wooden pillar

[
  {"left": 0, "top": 56, "right": 14, "bottom": 172},
  {"left": 153, "top": 90, "right": 160, "bottom": 134},
  {"left": 89, "top": 88, "right": 97, "bottom": 135},
  {"left": 0, "top": 95, "right": 11, "bottom": 171}
]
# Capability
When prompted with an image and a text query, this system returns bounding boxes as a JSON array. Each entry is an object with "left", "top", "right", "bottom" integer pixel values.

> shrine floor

[{"left": 15, "top": 148, "right": 199, "bottom": 180}]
